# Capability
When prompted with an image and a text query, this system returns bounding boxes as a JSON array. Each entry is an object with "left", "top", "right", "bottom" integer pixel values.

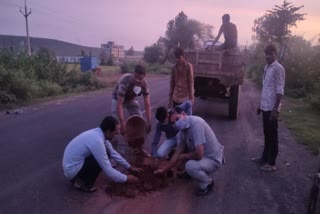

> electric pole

[{"left": 20, "top": 0, "right": 32, "bottom": 56}]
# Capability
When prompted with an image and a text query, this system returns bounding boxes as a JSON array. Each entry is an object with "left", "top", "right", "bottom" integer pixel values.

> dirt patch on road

[{"left": 105, "top": 156, "right": 174, "bottom": 198}]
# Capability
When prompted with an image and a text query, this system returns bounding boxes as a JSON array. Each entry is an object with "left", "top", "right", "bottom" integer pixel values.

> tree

[
  {"left": 143, "top": 44, "right": 163, "bottom": 64},
  {"left": 252, "top": 0, "right": 306, "bottom": 62},
  {"left": 160, "top": 11, "right": 213, "bottom": 63},
  {"left": 37, "top": 47, "right": 56, "bottom": 61},
  {"left": 127, "top": 46, "right": 135, "bottom": 56}
]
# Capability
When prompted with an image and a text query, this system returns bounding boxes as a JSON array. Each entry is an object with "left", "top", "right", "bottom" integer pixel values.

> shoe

[
  {"left": 260, "top": 164, "right": 276, "bottom": 172},
  {"left": 72, "top": 179, "right": 97, "bottom": 193},
  {"left": 251, "top": 157, "right": 266, "bottom": 165},
  {"left": 196, "top": 180, "right": 214, "bottom": 196}
]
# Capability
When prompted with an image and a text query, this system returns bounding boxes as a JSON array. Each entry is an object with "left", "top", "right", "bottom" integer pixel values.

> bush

[
  {"left": 39, "top": 81, "right": 63, "bottom": 97},
  {"left": 310, "top": 95, "right": 320, "bottom": 112},
  {"left": 120, "top": 62, "right": 137, "bottom": 74}
]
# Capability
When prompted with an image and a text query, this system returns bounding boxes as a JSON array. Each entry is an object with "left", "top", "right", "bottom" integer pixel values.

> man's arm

[
  {"left": 151, "top": 123, "right": 162, "bottom": 158},
  {"left": 180, "top": 144, "right": 204, "bottom": 161},
  {"left": 89, "top": 140, "right": 128, "bottom": 183},
  {"left": 187, "top": 64, "right": 194, "bottom": 104},
  {"left": 211, "top": 25, "right": 223, "bottom": 46},
  {"left": 144, "top": 94, "right": 152, "bottom": 133},
  {"left": 155, "top": 142, "right": 186, "bottom": 173},
  {"left": 169, "top": 68, "right": 175, "bottom": 106},
  {"left": 116, "top": 96, "right": 126, "bottom": 134}
]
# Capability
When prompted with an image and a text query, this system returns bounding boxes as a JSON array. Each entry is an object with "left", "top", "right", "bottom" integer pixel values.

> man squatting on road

[
  {"left": 151, "top": 100, "right": 192, "bottom": 165},
  {"left": 62, "top": 116, "right": 141, "bottom": 192},
  {"left": 155, "top": 107, "right": 224, "bottom": 195}
]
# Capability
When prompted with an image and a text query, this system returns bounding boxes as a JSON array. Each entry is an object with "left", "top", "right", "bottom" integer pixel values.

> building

[{"left": 101, "top": 41, "right": 124, "bottom": 59}]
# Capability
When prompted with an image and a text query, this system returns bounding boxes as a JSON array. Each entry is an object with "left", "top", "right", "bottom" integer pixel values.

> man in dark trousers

[
  {"left": 62, "top": 116, "right": 141, "bottom": 192},
  {"left": 253, "top": 44, "right": 285, "bottom": 172}
]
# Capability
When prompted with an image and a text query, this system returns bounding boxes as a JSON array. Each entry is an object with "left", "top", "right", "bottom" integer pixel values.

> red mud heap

[{"left": 105, "top": 146, "right": 174, "bottom": 198}]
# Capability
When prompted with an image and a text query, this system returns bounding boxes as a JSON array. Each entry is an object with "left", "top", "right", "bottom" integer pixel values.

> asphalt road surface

[{"left": 0, "top": 75, "right": 317, "bottom": 214}]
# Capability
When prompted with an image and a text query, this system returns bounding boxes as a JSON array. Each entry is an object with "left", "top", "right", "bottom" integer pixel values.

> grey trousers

[{"left": 185, "top": 158, "right": 221, "bottom": 189}]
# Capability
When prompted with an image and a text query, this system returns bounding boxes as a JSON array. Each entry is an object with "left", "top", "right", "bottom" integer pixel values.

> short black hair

[
  {"left": 155, "top": 106, "right": 168, "bottom": 122},
  {"left": 264, "top": 44, "right": 277, "bottom": 55},
  {"left": 174, "top": 47, "right": 184, "bottom": 58},
  {"left": 134, "top": 64, "right": 146, "bottom": 75},
  {"left": 168, "top": 106, "right": 183, "bottom": 119},
  {"left": 100, "top": 116, "right": 119, "bottom": 132},
  {"left": 222, "top": 14, "right": 230, "bottom": 23}
]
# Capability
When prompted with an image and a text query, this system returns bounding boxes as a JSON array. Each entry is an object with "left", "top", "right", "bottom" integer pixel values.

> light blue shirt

[
  {"left": 177, "top": 116, "right": 224, "bottom": 164},
  {"left": 62, "top": 128, "right": 130, "bottom": 183}
]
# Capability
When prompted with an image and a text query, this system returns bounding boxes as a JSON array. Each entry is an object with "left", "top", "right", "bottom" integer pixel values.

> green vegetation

[
  {"left": 248, "top": 0, "right": 320, "bottom": 152},
  {"left": 282, "top": 97, "right": 320, "bottom": 153},
  {"left": 0, "top": 49, "right": 172, "bottom": 109},
  {"left": 0, "top": 52, "right": 113, "bottom": 109}
]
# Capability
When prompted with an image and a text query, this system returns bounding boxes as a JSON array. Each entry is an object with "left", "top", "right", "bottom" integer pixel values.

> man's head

[
  {"left": 100, "top": 116, "right": 120, "bottom": 140},
  {"left": 133, "top": 64, "right": 146, "bottom": 84},
  {"left": 169, "top": 106, "right": 188, "bottom": 131},
  {"left": 174, "top": 47, "right": 185, "bottom": 63},
  {"left": 264, "top": 44, "right": 277, "bottom": 65},
  {"left": 155, "top": 106, "right": 169, "bottom": 123},
  {"left": 222, "top": 14, "right": 230, "bottom": 24}
]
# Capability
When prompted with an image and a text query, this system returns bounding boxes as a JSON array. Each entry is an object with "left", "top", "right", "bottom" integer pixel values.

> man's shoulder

[{"left": 118, "top": 73, "right": 134, "bottom": 84}]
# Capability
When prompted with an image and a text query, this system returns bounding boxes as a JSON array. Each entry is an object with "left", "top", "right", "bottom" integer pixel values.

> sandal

[
  {"left": 260, "top": 164, "right": 276, "bottom": 172},
  {"left": 72, "top": 179, "right": 97, "bottom": 192}
]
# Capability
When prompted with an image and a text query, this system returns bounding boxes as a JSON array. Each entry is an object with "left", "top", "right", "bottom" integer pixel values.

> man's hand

[
  {"left": 154, "top": 168, "right": 165, "bottom": 175},
  {"left": 146, "top": 123, "right": 151, "bottom": 134},
  {"left": 120, "top": 123, "right": 126, "bottom": 135},
  {"left": 190, "top": 96, "right": 195, "bottom": 105},
  {"left": 126, "top": 175, "right": 140, "bottom": 183},
  {"left": 256, "top": 107, "right": 261, "bottom": 115},
  {"left": 179, "top": 154, "right": 189, "bottom": 162},
  {"left": 270, "top": 110, "right": 279, "bottom": 121},
  {"left": 128, "top": 166, "right": 143, "bottom": 174}
]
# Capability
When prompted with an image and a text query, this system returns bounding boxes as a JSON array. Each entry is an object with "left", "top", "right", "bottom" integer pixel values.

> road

[{"left": 0, "top": 75, "right": 317, "bottom": 214}]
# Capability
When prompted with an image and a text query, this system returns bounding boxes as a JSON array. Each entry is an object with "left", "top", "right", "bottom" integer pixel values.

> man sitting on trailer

[{"left": 211, "top": 14, "right": 238, "bottom": 51}]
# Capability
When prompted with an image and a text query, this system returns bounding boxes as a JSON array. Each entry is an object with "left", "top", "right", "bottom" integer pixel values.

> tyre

[{"left": 228, "top": 85, "right": 240, "bottom": 119}]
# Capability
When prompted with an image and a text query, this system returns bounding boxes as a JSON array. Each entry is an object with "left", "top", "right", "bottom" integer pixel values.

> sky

[{"left": 0, "top": 0, "right": 319, "bottom": 51}]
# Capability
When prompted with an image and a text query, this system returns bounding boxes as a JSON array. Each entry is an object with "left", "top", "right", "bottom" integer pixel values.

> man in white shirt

[
  {"left": 62, "top": 116, "right": 141, "bottom": 192},
  {"left": 253, "top": 44, "right": 285, "bottom": 172}
]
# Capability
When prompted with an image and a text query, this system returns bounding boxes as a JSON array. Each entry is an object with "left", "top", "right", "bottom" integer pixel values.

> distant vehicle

[{"left": 185, "top": 48, "right": 244, "bottom": 119}]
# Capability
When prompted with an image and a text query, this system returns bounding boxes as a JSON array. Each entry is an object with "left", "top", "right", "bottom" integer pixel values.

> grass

[
  {"left": 66, "top": 64, "right": 120, "bottom": 75},
  {"left": 281, "top": 97, "right": 320, "bottom": 154}
]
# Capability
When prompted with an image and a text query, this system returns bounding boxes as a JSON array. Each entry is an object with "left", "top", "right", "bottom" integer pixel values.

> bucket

[{"left": 125, "top": 115, "right": 147, "bottom": 148}]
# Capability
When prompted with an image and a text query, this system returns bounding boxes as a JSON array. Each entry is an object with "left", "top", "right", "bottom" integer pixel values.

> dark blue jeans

[
  {"left": 262, "top": 111, "right": 279, "bottom": 166},
  {"left": 73, "top": 155, "right": 102, "bottom": 186}
]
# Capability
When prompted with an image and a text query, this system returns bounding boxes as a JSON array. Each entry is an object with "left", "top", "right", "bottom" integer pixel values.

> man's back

[
  {"left": 179, "top": 116, "right": 224, "bottom": 163},
  {"left": 223, "top": 22, "right": 237, "bottom": 48}
]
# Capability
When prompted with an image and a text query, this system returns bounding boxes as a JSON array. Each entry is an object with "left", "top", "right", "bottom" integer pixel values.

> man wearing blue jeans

[
  {"left": 151, "top": 100, "right": 192, "bottom": 163},
  {"left": 155, "top": 107, "right": 224, "bottom": 196}
]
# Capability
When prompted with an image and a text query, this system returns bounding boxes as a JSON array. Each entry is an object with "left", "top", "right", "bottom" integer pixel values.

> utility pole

[{"left": 20, "top": 0, "right": 32, "bottom": 56}]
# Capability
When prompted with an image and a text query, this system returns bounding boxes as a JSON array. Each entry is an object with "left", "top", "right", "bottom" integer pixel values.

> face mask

[
  {"left": 175, "top": 117, "right": 188, "bottom": 131},
  {"left": 133, "top": 85, "right": 142, "bottom": 95}
]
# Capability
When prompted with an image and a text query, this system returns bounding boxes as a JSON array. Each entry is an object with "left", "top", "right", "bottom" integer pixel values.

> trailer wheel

[{"left": 229, "top": 85, "right": 240, "bottom": 120}]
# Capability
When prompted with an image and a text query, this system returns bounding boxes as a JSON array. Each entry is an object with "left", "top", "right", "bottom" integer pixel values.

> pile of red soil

[{"left": 105, "top": 156, "right": 175, "bottom": 198}]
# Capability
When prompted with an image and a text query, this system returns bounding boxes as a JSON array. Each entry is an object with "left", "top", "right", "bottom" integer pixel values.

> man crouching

[{"left": 154, "top": 107, "right": 224, "bottom": 195}]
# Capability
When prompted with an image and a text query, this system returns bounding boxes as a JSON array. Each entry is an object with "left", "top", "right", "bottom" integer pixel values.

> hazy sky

[{"left": 1, "top": 0, "right": 319, "bottom": 50}]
